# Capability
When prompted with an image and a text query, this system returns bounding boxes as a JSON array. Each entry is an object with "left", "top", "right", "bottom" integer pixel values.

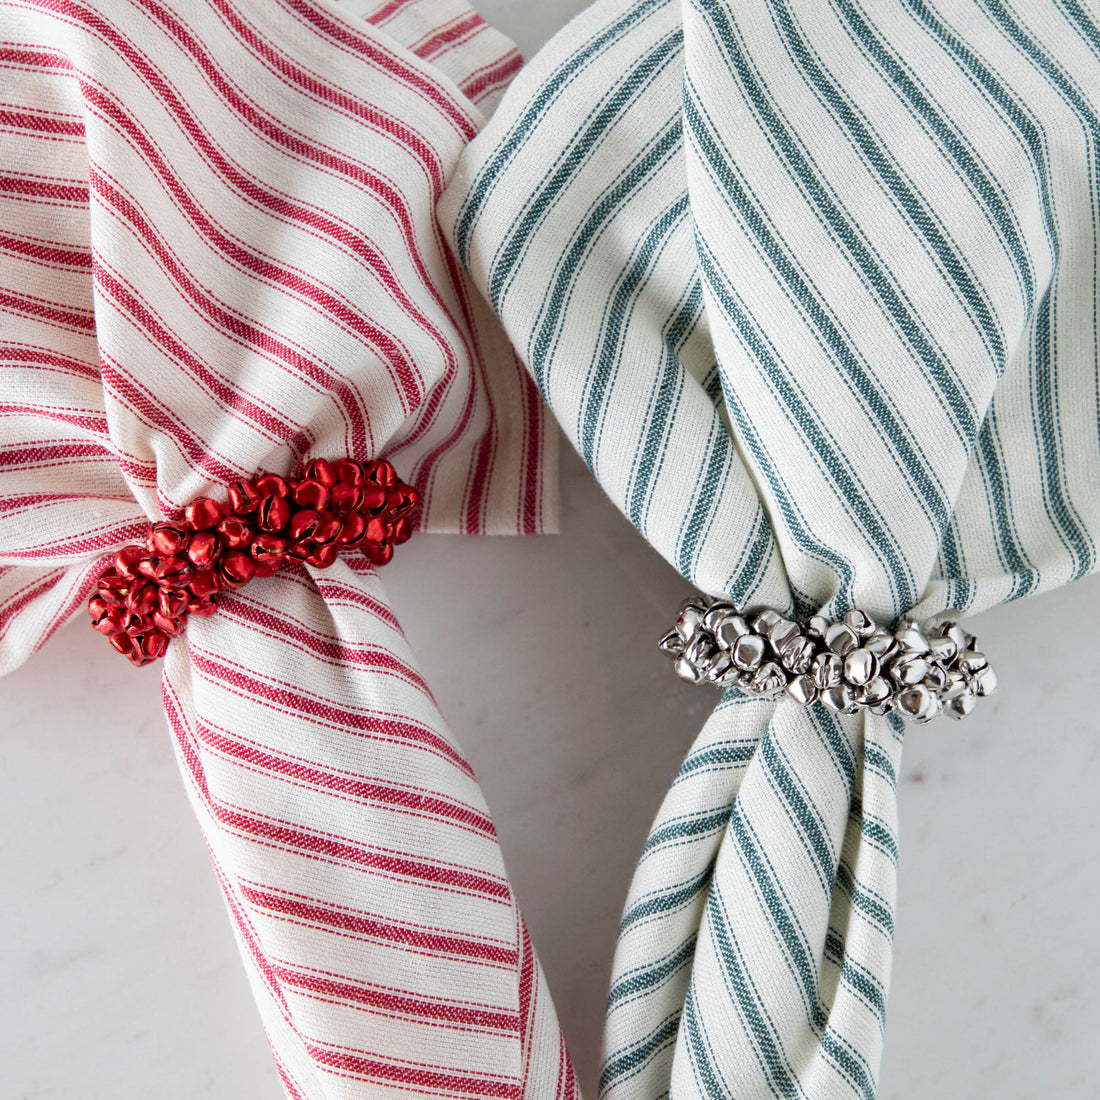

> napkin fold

[
  {"left": 0, "top": 0, "right": 572, "bottom": 1095},
  {"left": 441, "top": 0, "right": 1100, "bottom": 1093}
]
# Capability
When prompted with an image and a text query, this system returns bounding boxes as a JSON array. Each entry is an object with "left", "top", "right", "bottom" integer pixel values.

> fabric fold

[
  {"left": 0, "top": 0, "right": 572, "bottom": 1094},
  {"left": 440, "top": 0, "right": 1100, "bottom": 1094},
  {"left": 164, "top": 557, "right": 573, "bottom": 1098}
]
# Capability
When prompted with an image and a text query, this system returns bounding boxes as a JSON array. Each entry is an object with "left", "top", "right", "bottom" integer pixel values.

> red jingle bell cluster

[{"left": 88, "top": 458, "right": 418, "bottom": 667}]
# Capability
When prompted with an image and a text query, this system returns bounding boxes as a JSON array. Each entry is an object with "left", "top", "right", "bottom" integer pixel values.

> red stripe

[
  {"left": 32, "top": 0, "right": 467, "bottom": 429},
  {"left": 196, "top": 719, "right": 496, "bottom": 838},
  {"left": 0, "top": 519, "right": 143, "bottom": 559},
  {"left": 274, "top": 0, "right": 476, "bottom": 139},
  {"left": 312, "top": 574, "right": 402, "bottom": 633},
  {"left": 43, "top": 557, "right": 105, "bottom": 646},
  {"left": 96, "top": 358, "right": 267, "bottom": 488},
  {"left": 127, "top": 0, "right": 502, "bottom": 504},
  {"left": 307, "top": 1044, "right": 521, "bottom": 1098},
  {"left": 0, "top": 343, "right": 100, "bottom": 380},
  {"left": 0, "top": 567, "right": 63, "bottom": 626},
  {"left": 218, "top": 595, "right": 434, "bottom": 696},
  {"left": 0, "top": 491, "right": 112, "bottom": 516},
  {"left": 166, "top": 689, "right": 508, "bottom": 899},
  {"left": 0, "top": 172, "right": 88, "bottom": 203},
  {"left": 188, "top": 0, "right": 490, "bottom": 440},
  {"left": 0, "top": 403, "right": 107, "bottom": 433},
  {"left": 94, "top": 302, "right": 313, "bottom": 481},
  {"left": 0, "top": 440, "right": 113, "bottom": 467},
  {"left": 460, "top": 51, "right": 523, "bottom": 103},
  {"left": 0, "top": 108, "right": 84, "bottom": 136},
  {"left": 200, "top": 772, "right": 508, "bottom": 899},
  {"left": 413, "top": 13, "right": 483, "bottom": 61},
  {"left": 240, "top": 883, "right": 516, "bottom": 962},
  {"left": 189, "top": 649, "right": 476, "bottom": 777},
  {"left": 0, "top": 43, "right": 76, "bottom": 71},
  {"left": 557, "top": 1032, "right": 578, "bottom": 1100},
  {"left": 85, "top": 108, "right": 424, "bottom": 420},
  {"left": 0, "top": 232, "right": 93, "bottom": 267},
  {"left": 205, "top": 849, "right": 293, "bottom": 1017},
  {"left": 203, "top": 0, "right": 500, "bottom": 494},
  {"left": 270, "top": 1050, "right": 308, "bottom": 1100},
  {"left": 275, "top": 964, "right": 520, "bottom": 1032},
  {"left": 0, "top": 288, "right": 94, "bottom": 332},
  {"left": 518, "top": 915, "right": 535, "bottom": 1085},
  {"left": 209, "top": 0, "right": 453, "bottom": 187},
  {"left": 87, "top": 167, "right": 359, "bottom": 444},
  {"left": 361, "top": 0, "right": 412, "bottom": 27},
  {"left": 517, "top": 351, "right": 544, "bottom": 534}
]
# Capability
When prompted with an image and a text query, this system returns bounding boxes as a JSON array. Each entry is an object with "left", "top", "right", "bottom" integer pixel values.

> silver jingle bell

[{"left": 659, "top": 595, "right": 995, "bottom": 725}]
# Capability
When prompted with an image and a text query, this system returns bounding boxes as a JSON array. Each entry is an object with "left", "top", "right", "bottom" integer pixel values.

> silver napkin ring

[{"left": 659, "top": 596, "right": 997, "bottom": 722}]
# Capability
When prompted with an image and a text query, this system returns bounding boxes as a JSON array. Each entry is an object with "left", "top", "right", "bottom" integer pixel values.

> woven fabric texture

[
  {"left": 441, "top": 0, "right": 1100, "bottom": 1095},
  {"left": 0, "top": 0, "right": 573, "bottom": 1095}
]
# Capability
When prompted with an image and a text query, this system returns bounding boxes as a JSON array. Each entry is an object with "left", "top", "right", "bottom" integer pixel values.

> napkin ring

[
  {"left": 88, "top": 458, "right": 418, "bottom": 667},
  {"left": 659, "top": 596, "right": 996, "bottom": 722}
]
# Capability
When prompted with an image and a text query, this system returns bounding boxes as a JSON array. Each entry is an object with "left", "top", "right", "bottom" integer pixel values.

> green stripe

[
  {"left": 607, "top": 935, "right": 697, "bottom": 1007},
  {"left": 490, "top": 27, "right": 685, "bottom": 310},
  {"left": 580, "top": 193, "right": 690, "bottom": 467},
  {"left": 452, "top": 0, "right": 670, "bottom": 261},
  {"left": 696, "top": 895, "right": 803, "bottom": 1098},
  {"left": 528, "top": 116, "right": 682, "bottom": 393},
  {"left": 600, "top": 1010, "right": 681, "bottom": 1091},
  {"left": 619, "top": 869, "right": 712, "bottom": 934},
  {"left": 642, "top": 810, "right": 731, "bottom": 856}
]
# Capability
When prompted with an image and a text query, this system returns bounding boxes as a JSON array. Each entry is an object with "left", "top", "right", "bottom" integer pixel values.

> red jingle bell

[{"left": 88, "top": 459, "right": 418, "bottom": 666}]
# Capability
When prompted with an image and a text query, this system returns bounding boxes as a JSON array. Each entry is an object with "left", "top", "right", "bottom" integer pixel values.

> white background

[{"left": 3, "top": 1, "right": 1099, "bottom": 1097}]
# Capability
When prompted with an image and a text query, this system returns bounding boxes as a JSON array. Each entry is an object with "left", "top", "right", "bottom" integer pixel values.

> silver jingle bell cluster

[{"left": 658, "top": 596, "right": 997, "bottom": 722}]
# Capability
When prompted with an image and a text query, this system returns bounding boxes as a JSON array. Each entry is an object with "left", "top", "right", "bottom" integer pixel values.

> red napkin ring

[{"left": 87, "top": 458, "right": 418, "bottom": 667}]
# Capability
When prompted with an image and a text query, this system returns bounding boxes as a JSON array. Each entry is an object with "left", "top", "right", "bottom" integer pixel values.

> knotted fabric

[
  {"left": 442, "top": 0, "right": 1100, "bottom": 1094},
  {"left": 0, "top": 0, "right": 577, "bottom": 1095}
]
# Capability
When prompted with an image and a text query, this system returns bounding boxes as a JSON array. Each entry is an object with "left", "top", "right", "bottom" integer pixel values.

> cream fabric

[{"left": 442, "top": 0, "right": 1100, "bottom": 1094}]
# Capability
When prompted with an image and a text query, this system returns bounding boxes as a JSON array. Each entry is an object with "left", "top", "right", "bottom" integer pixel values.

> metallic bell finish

[
  {"left": 780, "top": 635, "right": 816, "bottom": 675},
  {"left": 860, "top": 676, "right": 892, "bottom": 706},
  {"left": 674, "top": 655, "right": 704, "bottom": 684},
  {"left": 675, "top": 600, "right": 706, "bottom": 641},
  {"left": 895, "top": 623, "right": 930, "bottom": 655},
  {"left": 702, "top": 601, "right": 736, "bottom": 632},
  {"left": 973, "top": 665, "right": 998, "bottom": 696},
  {"left": 659, "top": 595, "right": 997, "bottom": 724},
  {"left": 891, "top": 655, "right": 929, "bottom": 685},
  {"left": 865, "top": 631, "right": 897, "bottom": 659},
  {"left": 88, "top": 459, "right": 419, "bottom": 668},
  {"left": 787, "top": 674, "right": 818, "bottom": 707},
  {"left": 812, "top": 651, "right": 843, "bottom": 689},
  {"left": 733, "top": 633, "right": 766, "bottom": 670},
  {"left": 843, "top": 609, "right": 876, "bottom": 637},
  {"left": 946, "top": 692, "right": 976, "bottom": 720},
  {"left": 824, "top": 622, "right": 859, "bottom": 655},
  {"left": 752, "top": 609, "right": 782, "bottom": 636},
  {"left": 752, "top": 661, "right": 787, "bottom": 695},
  {"left": 769, "top": 618, "right": 800, "bottom": 651},
  {"left": 843, "top": 648, "right": 876, "bottom": 686},
  {"left": 821, "top": 684, "right": 857, "bottom": 713},
  {"left": 184, "top": 497, "right": 224, "bottom": 531},
  {"left": 715, "top": 614, "right": 751, "bottom": 650}
]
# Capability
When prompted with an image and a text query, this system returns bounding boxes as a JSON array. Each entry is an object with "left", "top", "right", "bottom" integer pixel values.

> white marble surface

[
  {"left": 3, "top": 447, "right": 1099, "bottom": 1099},
  {"left": 3, "top": 1, "right": 1100, "bottom": 1096}
]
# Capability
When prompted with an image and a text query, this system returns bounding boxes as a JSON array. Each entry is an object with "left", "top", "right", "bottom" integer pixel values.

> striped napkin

[
  {"left": 0, "top": 0, "right": 575, "bottom": 1095},
  {"left": 442, "top": 0, "right": 1100, "bottom": 1094}
]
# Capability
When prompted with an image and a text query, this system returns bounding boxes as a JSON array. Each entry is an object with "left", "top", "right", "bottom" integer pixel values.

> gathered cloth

[
  {"left": 442, "top": 0, "right": 1100, "bottom": 1095},
  {"left": 0, "top": 0, "right": 577, "bottom": 1096}
]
